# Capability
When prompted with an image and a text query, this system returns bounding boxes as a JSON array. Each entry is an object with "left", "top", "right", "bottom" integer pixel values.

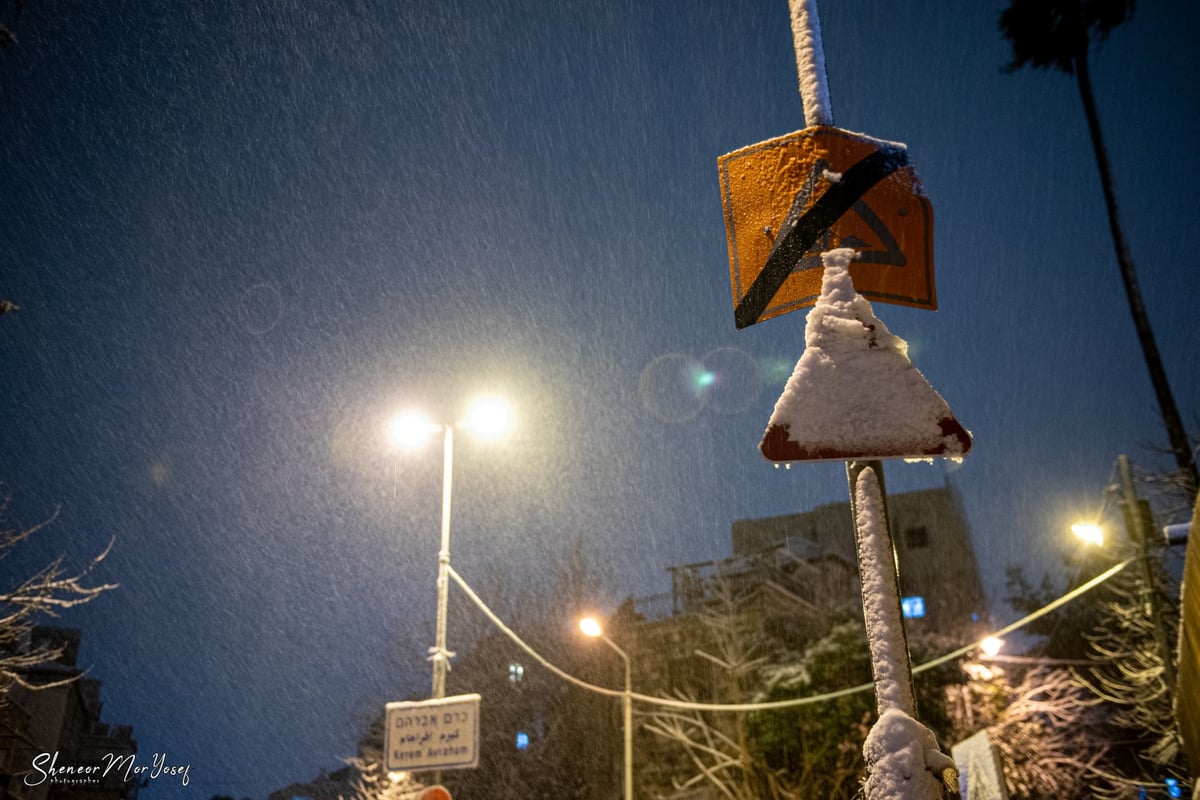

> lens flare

[
  {"left": 639, "top": 354, "right": 705, "bottom": 423},
  {"left": 702, "top": 347, "right": 761, "bottom": 414}
]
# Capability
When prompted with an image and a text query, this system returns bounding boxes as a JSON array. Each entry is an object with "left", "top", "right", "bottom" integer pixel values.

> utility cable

[
  {"left": 447, "top": 566, "right": 624, "bottom": 699},
  {"left": 447, "top": 558, "right": 1131, "bottom": 713}
]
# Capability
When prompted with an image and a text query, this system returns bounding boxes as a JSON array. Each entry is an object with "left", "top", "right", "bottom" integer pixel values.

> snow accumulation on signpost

[
  {"left": 760, "top": 248, "right": 970, "bottom": 463},
  {"left": 724, "top": 4, "right": 970, "bottom": 797},
  {"left": 758, "top": 248, "right": 967, "bottom": 800},
  {"left": 788, "top": 0, "right": 833, "bottom": 127},
  {"left": 854, "top": 466, "right": 913, "bottom": 715},
  {"left": 856, "top": 466, "right": 957, "bottom": 800}
]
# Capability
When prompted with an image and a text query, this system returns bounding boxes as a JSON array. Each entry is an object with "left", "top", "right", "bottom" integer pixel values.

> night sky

[{"left": 2, "top": 0, "right": 1197, "bottom": 796}]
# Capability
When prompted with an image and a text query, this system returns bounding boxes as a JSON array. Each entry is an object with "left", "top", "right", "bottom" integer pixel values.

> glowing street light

[
  {"left": 979, "top": 636, "right": 1004, "bottom": 658},
  {"left": 1071, "top": 522, "right": 1104, "bottom": 547},
  {"left": 579, "top": 616, "right": 633, "bottom": 800},
  {"left": 387, "top": 411, "right": 440, "bottom": 450},
  {"left": 579, "top": 617, "right": 603, "bottom": 638},
  {"left": 461, "top": 395, "right": 514, "bottom": 439},
  {"left": 389, "top": 396, "right": 513, "bottom": 701}
]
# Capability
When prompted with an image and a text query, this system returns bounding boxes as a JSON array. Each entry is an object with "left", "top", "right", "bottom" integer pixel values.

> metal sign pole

[
  {"left": 731, "top": 3, "right": 963, "bottom": 796},
  {"left": 847, "top": 460, "right": 917, "bottom": 717},
  {"left": 788, "top": 0, "right": 833, "bottom": 127}
]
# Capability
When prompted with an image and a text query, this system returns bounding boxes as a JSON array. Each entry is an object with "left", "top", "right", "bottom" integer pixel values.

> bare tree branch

[{"left": 0, "top": 501, "right": 117, "bottom": 698}]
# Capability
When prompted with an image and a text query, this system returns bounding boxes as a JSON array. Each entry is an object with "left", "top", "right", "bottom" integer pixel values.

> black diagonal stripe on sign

[{"left": 734, "top": 146, "right": 910, "bottom": 329}]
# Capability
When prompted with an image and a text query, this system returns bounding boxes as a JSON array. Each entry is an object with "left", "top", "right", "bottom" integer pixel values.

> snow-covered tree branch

[{"left": 0, "top": 501, "right": 117, "bottom": 696}]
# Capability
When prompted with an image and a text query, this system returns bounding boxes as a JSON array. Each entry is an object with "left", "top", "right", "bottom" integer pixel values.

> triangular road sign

[{"left": 759, "top": 249, "right": 969, "bottom": 463}]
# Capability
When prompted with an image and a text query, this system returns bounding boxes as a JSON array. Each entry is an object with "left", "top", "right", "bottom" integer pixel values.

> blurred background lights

[{"left": 980, "top": 636, "right": 1004, "bottom": 658}]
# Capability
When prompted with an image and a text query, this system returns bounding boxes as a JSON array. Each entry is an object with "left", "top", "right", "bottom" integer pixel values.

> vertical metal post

[
  {"left": 622, "top": 652, "right": 633, "bottom": 800},
  {"left": 428, "top": 425, "right": 455, "bottom": 789},
  {"left": 600, "top": 634, "right": 634, "bottom": 800},
  {"left": 847, "top": 459, "right": 917, "bottom": 716},
  {"left": 788, "top": 0, "right": 834, "bottom": 127},
  {"left": 432, "top": 424, "right": 455, "bottom": 700},
  {"left": 1117, "top": 455, "right": 1177, "bottom": 697}
]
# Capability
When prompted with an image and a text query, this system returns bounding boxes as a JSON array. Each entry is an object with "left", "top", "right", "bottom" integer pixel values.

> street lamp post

[
  {"left": 431, "top": 422, "right": 454, "bottom": 699},
  {"left": 580, "top": 617, "right": 633, "bottom": 800},
  {"left": 1116, "top": 455, "right": 1177, "bottom": 696},
  {"left": 389, "top": 397, "right": 513, "bottom": 700},
  {"left": 1071, "top": 453, "right": 1177, "bottom": 700}
]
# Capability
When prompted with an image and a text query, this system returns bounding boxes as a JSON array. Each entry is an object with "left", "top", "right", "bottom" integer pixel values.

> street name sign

[
  {"left": 385, "top": 694, "right": 481, "bottom": 773},
  {"left": 719, "top": 126, "right": 935, "bottom": 329},
  {"left": 951, "top": 730, "right": 1010, "bottom": 800}
]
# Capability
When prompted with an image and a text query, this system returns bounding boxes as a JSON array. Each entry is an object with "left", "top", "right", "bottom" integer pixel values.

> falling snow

[{"left": 2, "top": 1, "right": 1197, "bottom": 796}]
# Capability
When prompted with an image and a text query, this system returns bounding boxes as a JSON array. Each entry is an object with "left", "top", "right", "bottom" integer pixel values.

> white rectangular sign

[
  {"left": 951, "top": 729, "right": 1009, "bottom": 800},
  {"left": 384, "top": 694, "right": 481, "bottom": 773}
]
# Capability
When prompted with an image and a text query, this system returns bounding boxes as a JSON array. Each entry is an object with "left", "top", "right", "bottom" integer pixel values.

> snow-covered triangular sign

[{"left": 760, "top": 248, "right": 971, "bottom": 462}]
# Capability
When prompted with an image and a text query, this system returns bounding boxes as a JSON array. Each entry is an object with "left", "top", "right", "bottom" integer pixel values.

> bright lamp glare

[
  {"left": 1071, "top": 522, "right": 1104, "bottom": 547},
  {"left": 463, "top": 396, "right": 513, "bottom": 439},
  {"left": 579, "top": 617, "right": 603, "bottom": 638},
  {"left": 980, "top": 636, "right": 1004, "bottom": 658},
  {"left": 387, "top": 412, "right": 437, "bottom": 449}
]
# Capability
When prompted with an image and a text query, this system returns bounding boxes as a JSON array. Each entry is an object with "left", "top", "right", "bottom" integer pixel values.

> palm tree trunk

[{"left": 1073, "top": 51, "right": 1198, "bottom": 495}]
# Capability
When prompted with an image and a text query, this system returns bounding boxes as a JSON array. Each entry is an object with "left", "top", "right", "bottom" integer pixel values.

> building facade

[
  {"left": 0, "top": 628, "right": 138, "bottom": 800},
  {"left": 731, "top": 484, "right": 988, "bottom": 639}
]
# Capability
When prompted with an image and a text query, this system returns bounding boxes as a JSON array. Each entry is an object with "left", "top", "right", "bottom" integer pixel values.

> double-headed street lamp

[
  {"left": 579, "top": 616, "right": 633, "bottom": 800},
  {"left": 389, "top": 396, "right": 513, "bottom": 700}
]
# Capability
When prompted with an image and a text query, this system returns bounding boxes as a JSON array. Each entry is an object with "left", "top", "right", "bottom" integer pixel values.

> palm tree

[{"left": 1000, "top": 0, "right": 1198, "bottom": 496}]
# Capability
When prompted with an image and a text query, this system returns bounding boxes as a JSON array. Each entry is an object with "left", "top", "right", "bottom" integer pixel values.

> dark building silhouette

[{"left": 1, "top": 628, "right": 138, "bottom": 800}]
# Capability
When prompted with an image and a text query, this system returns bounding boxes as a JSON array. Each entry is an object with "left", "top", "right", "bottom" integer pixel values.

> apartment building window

[{"left": 904, "top": 525, "right": 929, "bottom": 549}]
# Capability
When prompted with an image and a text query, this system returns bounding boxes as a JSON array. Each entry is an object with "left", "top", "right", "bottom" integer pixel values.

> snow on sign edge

[{"left": 759, "top": 248, "right": 970, "bottom": 463}]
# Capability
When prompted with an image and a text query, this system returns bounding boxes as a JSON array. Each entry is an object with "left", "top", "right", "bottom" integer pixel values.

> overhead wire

[{"left": 447, "top": 558, "right": 1131, "bottom": 713}]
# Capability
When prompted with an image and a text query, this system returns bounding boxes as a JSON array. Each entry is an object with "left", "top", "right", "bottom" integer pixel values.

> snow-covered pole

[
  {"left": 789, "top": 0, "right": 833, "bottom": 127},
  {"left": 849, "top": 462, "right": 916, "bottom": 716},
  {"left": 755, "top": 247, "right": 962, "bottom": 797},
  {"left": 789, "top": 6, "right": 919, "bottom": 721},
  {"left": 853, "top": 464, "right": 954, "bottom": 799}
]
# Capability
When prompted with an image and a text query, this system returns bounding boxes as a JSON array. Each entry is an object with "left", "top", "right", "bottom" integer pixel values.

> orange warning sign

[{"left": 718, "top": 126, "right": 935, "bottom": 329}]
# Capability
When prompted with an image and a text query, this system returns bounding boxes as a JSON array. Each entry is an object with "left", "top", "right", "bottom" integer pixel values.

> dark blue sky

[{"left": 2, "top": 0, "right": 1197, "bottom": 796}]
